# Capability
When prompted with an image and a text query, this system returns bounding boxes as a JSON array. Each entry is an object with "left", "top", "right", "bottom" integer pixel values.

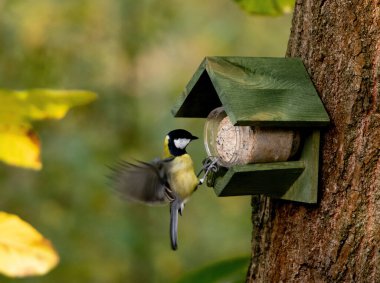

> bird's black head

[{"left": 166, "top": 129, "right": 198, "bottom": 156}]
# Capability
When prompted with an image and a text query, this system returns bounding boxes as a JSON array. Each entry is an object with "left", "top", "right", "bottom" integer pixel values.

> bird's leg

[
  {"left": 199, "top": 157, "right": 219, "bottom": 185},
  {"left": 178, "top": 202, "right": 185, "bottom": 216}
]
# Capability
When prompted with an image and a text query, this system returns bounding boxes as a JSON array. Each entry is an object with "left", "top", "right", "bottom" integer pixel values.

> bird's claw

[{"left": 199, "top": 156, "right": 219, "bottom": 185}]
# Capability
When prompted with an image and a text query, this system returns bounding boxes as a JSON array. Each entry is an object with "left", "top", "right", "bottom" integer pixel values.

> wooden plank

[
  {"left": 206, "top": 57, "right": 312, "bottom": 91},
  {"left": 213, "top": 161, "right": 305, "bottom": 197},
  {"left": 218, "top": 88, "right": 329, "bottom": 127},
  {"left": 279, "top": 130, "right": 320, "bottom": 203},
  {"left": 207, "top": 57, "right": 329, "bottom": 127},
  {"left": 172, "top": 56, "right": 330, "bottom": 127}
]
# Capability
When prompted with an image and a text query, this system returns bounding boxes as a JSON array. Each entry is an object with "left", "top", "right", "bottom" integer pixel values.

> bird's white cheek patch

[{"left": 174, "top": 138, "right": 191, "bottom": 149}]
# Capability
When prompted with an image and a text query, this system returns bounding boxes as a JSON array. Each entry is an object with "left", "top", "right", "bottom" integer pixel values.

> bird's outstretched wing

[{"left": 109, "top": 159, "right": 173, "bottom": 204}]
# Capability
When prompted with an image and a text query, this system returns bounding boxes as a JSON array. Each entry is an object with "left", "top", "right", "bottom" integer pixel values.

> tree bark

[{"left": 247, "top": 0, "right": 380, "bottom": 282}]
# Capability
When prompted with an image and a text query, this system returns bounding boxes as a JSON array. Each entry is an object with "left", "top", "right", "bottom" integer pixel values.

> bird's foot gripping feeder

[{"left": 172, "top": 57, "right": 330, "bottom": 203}]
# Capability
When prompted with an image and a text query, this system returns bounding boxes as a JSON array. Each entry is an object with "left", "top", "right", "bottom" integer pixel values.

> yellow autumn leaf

[
  {"left": 0, "top": 89, "right": 97, "bottom": 122},
  {"left": 0, "top": 89, "right": 97, "bottom": 170},
  {"left": 0, "top": 125, "right": 41, "bottom": 170},
  {"left": 0, "top": 211, "right": 59, "bottom": 277}
]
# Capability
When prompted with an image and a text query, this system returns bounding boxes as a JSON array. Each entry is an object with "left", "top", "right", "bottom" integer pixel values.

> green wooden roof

[{"left": 172, "top": 57, "right": 330, "bottom": 127}]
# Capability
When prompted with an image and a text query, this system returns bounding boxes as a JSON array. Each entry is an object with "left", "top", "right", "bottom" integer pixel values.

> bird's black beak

[{"left": 192, "top": 135, "right": 198, "bottom": 140}]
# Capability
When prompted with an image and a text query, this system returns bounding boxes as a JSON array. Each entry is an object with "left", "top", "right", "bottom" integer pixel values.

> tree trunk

[{"left": 247, "top": 0, "right": 380, "bottom": 282}]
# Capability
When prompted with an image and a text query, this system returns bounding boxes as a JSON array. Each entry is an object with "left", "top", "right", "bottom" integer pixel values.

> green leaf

[
  {"left": 234, "top": 0, "right": 295, "bottom": 16},
  {"left": 176, "top": 256, "right": 250, "bottom": 283},
  {"left": 0, "top": 89, "right": 97, "bottom": 170}
]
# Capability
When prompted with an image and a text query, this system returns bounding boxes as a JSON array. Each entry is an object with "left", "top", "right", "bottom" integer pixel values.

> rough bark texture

[{"left": 247, "top": 0, "right": 380, "bottom": 282}]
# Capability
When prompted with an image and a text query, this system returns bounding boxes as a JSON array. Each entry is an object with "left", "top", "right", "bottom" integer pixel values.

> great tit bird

[{"left": 110, "top": 129, "right": 199, "bottom": 250}]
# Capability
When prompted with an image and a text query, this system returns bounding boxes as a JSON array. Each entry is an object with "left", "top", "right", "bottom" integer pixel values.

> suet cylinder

[{"left": 204, "top": 107, "right": 300, "bottom": 167}]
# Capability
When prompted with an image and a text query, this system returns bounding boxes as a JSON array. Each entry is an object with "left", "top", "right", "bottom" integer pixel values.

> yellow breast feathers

[{"left": 166, "top": 154, "right": 199, "bottom": 200}]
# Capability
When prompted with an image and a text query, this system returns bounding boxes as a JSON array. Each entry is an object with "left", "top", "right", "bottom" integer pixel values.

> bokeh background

[{"left": 0, "top": 1, "right": 291, "bottom": 282}]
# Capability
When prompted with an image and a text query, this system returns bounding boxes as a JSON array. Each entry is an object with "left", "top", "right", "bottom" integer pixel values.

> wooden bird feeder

[{"left": 172, "top": 57, "right": 329, "bottom": 203}]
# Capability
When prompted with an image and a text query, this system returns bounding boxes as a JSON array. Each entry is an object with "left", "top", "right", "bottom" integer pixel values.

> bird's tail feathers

[{"left": 170, "top": 201, "right": 180, "bottom": 250}]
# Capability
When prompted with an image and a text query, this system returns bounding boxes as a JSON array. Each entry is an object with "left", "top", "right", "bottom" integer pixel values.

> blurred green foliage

[
  {"left": 177, "top": 256, "right": 250, "bottom": 283},
  {"left": 234, "top": 0, "right": 295, "bottom": 15},
  {"left": 0, "top": 0, "right": 291, "bottom": 282}
]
